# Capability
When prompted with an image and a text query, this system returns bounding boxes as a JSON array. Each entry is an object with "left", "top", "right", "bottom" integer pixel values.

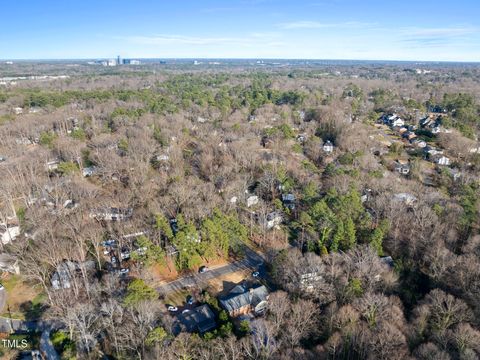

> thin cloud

[
  {"left": 401, "top": 26, "right": 477, "bottom": 37},
  {"left": 200, "top": 6, "right": 240, "bottom": 13},
  {"left": 279, "top": 21, "right": 329, "bottom": 29},
  {"left": 250, "top": 32, "right": 282, "bottom": 38},
  {"left": 398, "top": 26, "right": 478, "bottom": 48},
  {"left": 401, "top": 37, "right": 451, "bottom": 48},
  {"left": 122, "top": 33, "right": 284, "bottom": 47},
  {"left": 278, "top": 20, "right": 375, "bottom": 29},
  {"left": 125, "top": 35, "right": 237, "bottom": 46}
]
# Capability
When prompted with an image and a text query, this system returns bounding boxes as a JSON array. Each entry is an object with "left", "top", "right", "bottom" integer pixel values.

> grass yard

[
  {"left": 0, "top": 274, "right": 47, "bottom": 320},
  {"left": 165, "top": 288, "right": 192, "bottom": 307}
]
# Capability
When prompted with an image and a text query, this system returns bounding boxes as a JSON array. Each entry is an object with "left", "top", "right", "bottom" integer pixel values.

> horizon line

[{"left": 1, "top": 57, "right": 480, "bottom": 64}]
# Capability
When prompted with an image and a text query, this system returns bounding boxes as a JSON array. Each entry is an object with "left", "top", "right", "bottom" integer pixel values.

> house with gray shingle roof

[
  {"left": 219, "top": 284, "right": 269, "bottom": 318},
  {"left": 176, "top": 304, "right": 217, "bottom": 334}
]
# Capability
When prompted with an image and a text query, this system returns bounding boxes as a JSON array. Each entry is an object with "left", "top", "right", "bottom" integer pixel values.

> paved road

[
  {"left": 40, "top": 327, "right": 60, "bottom": 360},
  {"left": 157, "top": 245, "right": 266, "bottom": 295}
]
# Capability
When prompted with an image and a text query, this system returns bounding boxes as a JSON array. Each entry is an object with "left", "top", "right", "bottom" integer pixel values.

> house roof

[
  {"left": 282, "top": 193, "right": 295, "bottom": 202},
  {"left": 177, "top": 304, "right": 216, "bottom": 333},
  {"left": 380, "top": 256, "right": 394, "bottom": 267},
  {"left": 51, "top": 260, "right": 95, "bottom": 289},
  {"left": 0, "top": 253, "right": 17, "bottom": 264},
  {"left": 0, "top": 253, "right": 19, "bottom": 272},
  {"left": 219, "top": 284, "right": 269, "bottom": 313},
  {"left": 266, "top": 212, "right": 282, "bottom": 221},
  {"left": 393, "top": 193, "right": 417, "bottom": 204}
]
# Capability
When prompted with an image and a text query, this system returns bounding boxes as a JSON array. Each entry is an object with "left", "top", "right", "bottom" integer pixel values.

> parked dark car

[{"left": 169, "top": 218, "right": 179, "bottom": 235}]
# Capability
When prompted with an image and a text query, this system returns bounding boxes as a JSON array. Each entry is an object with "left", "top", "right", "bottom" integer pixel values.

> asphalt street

[{"left": 157, "top": 245, "right": 266, "bottom": 295}]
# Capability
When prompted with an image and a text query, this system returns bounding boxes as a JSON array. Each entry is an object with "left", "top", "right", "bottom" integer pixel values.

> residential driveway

[
  {"left": 157, "top": 246, "right": 265, "bottom": 295},
  {"left": 0, "top": 287, "right": 6, "bottom": 314},
  {"left": 0, "top": 316, "right": 62, "bottom": 333},
  {"left": 40, "top": 328, "right": 60, "bottom": 360}
]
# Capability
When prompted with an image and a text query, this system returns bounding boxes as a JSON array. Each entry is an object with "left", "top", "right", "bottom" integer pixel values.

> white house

[
  {"left": 393, "top": 193, "right": 417, "bottom": 206},
  {"left": 435, "top": 155, "right": 450, "bottom": 166},
  {"left": 412, "top": 139, "right": 427, "bottom": 148},
  {"left": 90, "top": 207, "right": 133, "bottom": 221},
  {"left": 82, "top": 166, "right": 97, "bottom": 177},
  {"left": 361, "top": 188, "right": 372, "bottom": 203},
  {"left": 424, "top": 146, "right": 443, "bottom": 156},
  {"left": 1, "top": 224, "right": 20, "bottom": 245},
  {"left": 297, "top": 134, "right": 307, "bottom": 144},
  {"left": 246, "top": 195, "right": 259, "bottom": 208},
  {"left": 264, "top": 212, "right": 282, "bottom": 229},
  {"left": 46, "top": 159, "right": 60, "bottom": 171},
  {"left": 394, "top": 161, "right": 410, "bottom": 175},
  {"left": 391, "top": 117, "right": 405, "bottom": 127},
  {"left": 323, "top": 140, "right": 334, "bottom": 153},
  {"left": 297, "top": 110, "right": 306, "bottom": 121},
  {"left": 299, "top": 272, "right": 323, "bottom": 293},
  {"left": 383, "top": 114, "right": 405, "bottom": 127},
  {"left": 155, "top": 154, "right": 169, "bottom": 162}
]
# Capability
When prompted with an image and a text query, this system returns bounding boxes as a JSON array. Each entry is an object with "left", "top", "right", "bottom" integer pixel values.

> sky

[{"left": 1, "top": 0, "right": 480, "bottom": 61}]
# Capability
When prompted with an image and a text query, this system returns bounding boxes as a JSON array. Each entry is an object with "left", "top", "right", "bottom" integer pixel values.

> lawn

[
  {"left": 1, "top": 274, "right": 47, "bottom": 320},
  {"left": 164, "top": 288, "right": 192, "bottom": 307}
]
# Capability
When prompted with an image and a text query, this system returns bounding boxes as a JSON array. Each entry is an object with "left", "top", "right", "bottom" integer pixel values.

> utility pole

[{"left": 7, "top": 304, "right": 14, "bottom": 333}]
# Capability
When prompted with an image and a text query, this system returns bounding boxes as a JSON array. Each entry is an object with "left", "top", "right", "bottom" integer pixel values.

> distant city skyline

[{"left": 1, "top": 0, "right": 480, "bottom": 61}]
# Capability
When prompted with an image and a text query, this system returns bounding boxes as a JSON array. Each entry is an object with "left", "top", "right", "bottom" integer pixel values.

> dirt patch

[
  {"left": 145, "top": 257, "right": 231, "bottom": 287},
  {"left": 204, "top": 257, "right": 229, "bottom": 268},
  {"left": 252, "top": 231, "right": 289, "bottom": 250},
  {"left": 205, "top": 269, "right": 249, "bottom": 297},
  {"left": 142, "top": 259, "right": 179, "bottom": 286}
]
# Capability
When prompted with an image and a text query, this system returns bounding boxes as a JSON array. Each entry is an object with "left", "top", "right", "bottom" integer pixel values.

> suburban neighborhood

[{"left": 0, "top": 56, "right": 479, "bottom": 359}]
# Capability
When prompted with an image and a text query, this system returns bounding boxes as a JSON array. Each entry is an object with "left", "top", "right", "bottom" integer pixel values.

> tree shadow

[{"left": 19, "top": 300, "right": 49, "bottom": 322}]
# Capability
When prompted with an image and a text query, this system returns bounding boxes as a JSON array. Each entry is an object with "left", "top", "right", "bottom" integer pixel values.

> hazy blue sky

[{"left": 1, "top": 0, "right": 480, "bottom": 61}]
